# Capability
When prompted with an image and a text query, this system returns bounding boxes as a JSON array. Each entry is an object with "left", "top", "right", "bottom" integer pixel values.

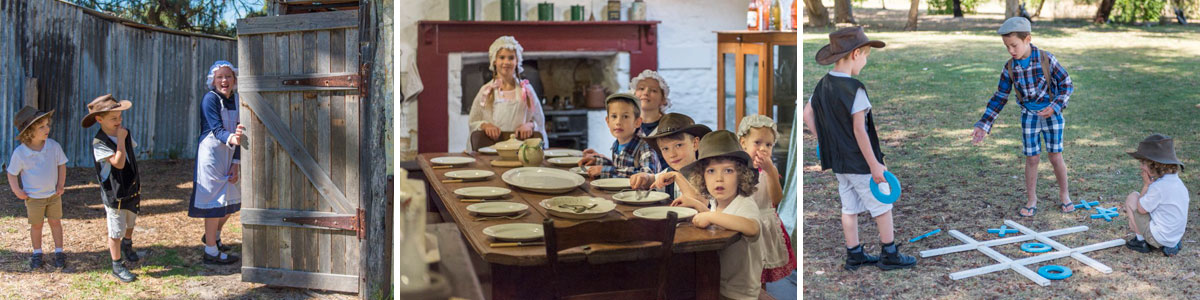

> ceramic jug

[{"left": 518, "top": 138, "right": 545, "bottom": 167}]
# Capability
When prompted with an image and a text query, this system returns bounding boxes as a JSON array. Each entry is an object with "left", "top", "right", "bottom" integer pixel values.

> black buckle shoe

[
  {"left": 202, "top": 235, "right": 232, "bottom": 252},
  {"left": 30, "top": 253, "right": 43, "bottom": 270},
  {"left": 877, "top": 243, "right": 918, "bottom": 271},
  {"left": 121, "top": 239, "right": 139, "bottom": 262},
  {"left": 844, "top": 245, "right": 880, "bottom": 271},
  {"left": 112, "top": 261, "right": 137, "bottom": 282},
  {"left": 53, "top": 252, "right": 66, "bottom": 269},
  {"left": 1125, "top": 238, "right": 1154, "bottom": 253},
  {"left": 202, "top": 251, "right": 240, "bottom": 265}
]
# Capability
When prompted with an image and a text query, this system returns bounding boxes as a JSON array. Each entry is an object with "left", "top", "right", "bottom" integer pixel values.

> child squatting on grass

[
  {"left": 7, "top": 106, "right": 69, "bottom": 271},
  {"left": 970, "top": 17, "right": 1076, "bottom": 217},
  {"left": 672, "top": 130, "right": 764, "bottom": 299},
  {"left": 803, "top": 26, "right": 917, "bottom": 271},
  {"left": 1122, "top": 134, "right": 1190, "bottom": 256}
]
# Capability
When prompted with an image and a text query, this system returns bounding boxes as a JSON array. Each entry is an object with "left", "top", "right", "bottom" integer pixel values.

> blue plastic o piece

[
  {"left": 1021, "top": 242, "right": 1052, "bottom": 253},
  {"left": 869, "top": 171, "right": 902, "bottom": 204},
  {"left": 1038, "top": 265, "right": 1073, "bottom": 280}
]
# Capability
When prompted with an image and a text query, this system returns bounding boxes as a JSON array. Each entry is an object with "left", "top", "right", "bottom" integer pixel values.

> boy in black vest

[
  {"left": 970, "top": 17, "right": 1075, "bottom": 217},
  {"left": 82, "top": 94, "right": 141, "bottom": 283},
  {"left": 803, "top": 27, "right": 917, "bottom": 271}
]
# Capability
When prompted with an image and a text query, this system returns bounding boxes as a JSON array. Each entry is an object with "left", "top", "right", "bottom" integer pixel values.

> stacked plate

[
  {"left": 540, "top": 196, "right": 617, "bottom": 220},
  {"left": 502, "top": 167, "right": 586, "bottom": 194}
]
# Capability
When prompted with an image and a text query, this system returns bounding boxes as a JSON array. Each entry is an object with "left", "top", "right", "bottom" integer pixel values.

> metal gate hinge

[
  {"left": 282, "top": 208, "right": 366, "bottom": 240},
  {"left": 281, "top": 75, "right": 361, "bottom": 88}
]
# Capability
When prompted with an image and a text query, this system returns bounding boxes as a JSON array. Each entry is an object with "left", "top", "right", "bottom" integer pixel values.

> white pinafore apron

[{"left": 192, "top": 92, "right": 241, "bottom": 211}]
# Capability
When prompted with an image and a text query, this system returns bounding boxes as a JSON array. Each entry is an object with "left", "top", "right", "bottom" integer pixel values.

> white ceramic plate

[
  {"left": 569, "top": 166, "right": 588, "bottom": 176},
  {"left": 544, "top": 149, "right": 583, "bottom": 157},
  {"left": 444, "top": 169, "right": 494, "bottom": 181},
  {"left": 430, "top": 156, "right": 476, "bottom": 166},
  {"left": 466, "top": 202, "right": 528, "bottom": 216},
  {"left": 482, "top": 223, "right": 543, "bottom": 242},
  {"left": 590, "top": 178, "right": 631, "bottom": 190},
  {"left": 454, "top": 186, "right": 512, "bottom": 199},
  {"left": 540, "top": 196, "right": 617, "bottom": 219},
  {"left": 501, "top": 167, "right": 586, "bottom": 194},
  {"left": 611, "top": 191, "right": 671, "bottom": 205},
  {"left": 478, "top": 147, "right": 498, "bottom": 154},
  {"left": 546, "top": 156, "right": 582, "bottom": 167},
  {"left": 633, "top": 206, "right": 698, "bottom": 220}
]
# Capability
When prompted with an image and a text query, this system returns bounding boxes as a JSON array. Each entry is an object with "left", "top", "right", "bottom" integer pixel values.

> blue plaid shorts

[{"left": 1020, "top": 110, "right": 1065, "bottom": 156}]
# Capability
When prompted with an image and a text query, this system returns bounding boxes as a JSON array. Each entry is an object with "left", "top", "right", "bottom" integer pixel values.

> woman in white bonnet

[{"left": 467, "top": 36, "right": 547, "bottom": 150}]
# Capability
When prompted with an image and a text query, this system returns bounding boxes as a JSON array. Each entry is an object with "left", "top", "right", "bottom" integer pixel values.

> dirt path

[{"left": 0, "top": 160, "right": 356, "bottom": 299}]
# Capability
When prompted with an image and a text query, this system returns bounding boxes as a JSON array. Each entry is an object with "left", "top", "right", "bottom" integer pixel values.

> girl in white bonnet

[
  {"left": 630, "top": 69, "right": 671, "bottom": 136},
  {"left": 736, "top": 114, "right": 795, "bottom": 284},
  {"left": 467, "top": 36, "right": 548, "bottom": 150}
]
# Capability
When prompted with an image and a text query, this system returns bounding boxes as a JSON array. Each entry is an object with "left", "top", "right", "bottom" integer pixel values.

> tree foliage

[
  {"left": 67, "top": 0, "right": 265, "bottom": 37},
  {"left": 1112, "top": 0, "right": 1167, "bottom": 22},
  {"left": 928, "top": 0, "right": 981, "bottom": 14}
]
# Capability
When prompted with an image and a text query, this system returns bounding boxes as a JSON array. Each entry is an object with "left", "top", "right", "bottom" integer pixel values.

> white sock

[
  {"left": 54, "top": 248, "right": 63, "bottom": 253},
  {"left": 32, "top": 249, "right": 42, "bottom": 254},
  {"left": 1136, "top": 234, "right": 1144, "bottom": 241},
  {"left": 205, "top": 245, "right": 219, "bottom": 256}
]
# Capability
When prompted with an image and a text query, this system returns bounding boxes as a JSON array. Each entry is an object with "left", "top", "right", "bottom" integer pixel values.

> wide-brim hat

[
  {"left": 13, "top": 106, "right": 55, "bottom": 137},
  {"left": 1128, "top": 134, "right": 1184, "bottom": 170},
  {"left": 680, "top": 130, "right": 753, "bottom": 177},
  {"left": 81, "top": 94, "right": 132, "bottom": 128},
  {"left": 815, "top": 26, "right": 886, "bottom": 65},
  {"left": 643, "top": 113, "right": 712, "bottom": 151}
]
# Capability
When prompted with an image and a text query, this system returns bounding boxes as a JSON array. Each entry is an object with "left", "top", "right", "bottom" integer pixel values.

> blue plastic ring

[
  {"left": 869, "top": 171, "right": 902, "bottom": 204},
  {"left": 1037, "top": 265, "right": 1072, "bottom": 280},
  {"left": 1021, "top": 242, "right": 1052, "bottom": 253}
]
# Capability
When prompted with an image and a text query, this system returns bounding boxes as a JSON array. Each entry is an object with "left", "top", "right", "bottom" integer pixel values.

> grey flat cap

[{"left": 997, "top": 17, "right": 1031, "bottom": 35}]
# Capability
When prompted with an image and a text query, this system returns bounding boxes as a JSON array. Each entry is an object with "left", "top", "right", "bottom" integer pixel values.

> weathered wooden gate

[{"left": 235, "top": 9, "right": 367, "bottom": 293}]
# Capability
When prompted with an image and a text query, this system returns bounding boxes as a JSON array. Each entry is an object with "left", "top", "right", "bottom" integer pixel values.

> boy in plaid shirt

[
  {"left": 580, "top": 92, "right": 663, "bottom": 179},
  {"left": 971, "top": 17, "right": 1075, "bottom": 217}
]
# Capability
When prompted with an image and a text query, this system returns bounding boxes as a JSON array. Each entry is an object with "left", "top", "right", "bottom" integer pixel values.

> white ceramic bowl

[
  {"left": 502, "top": 167, "right": 586, "bottom": 194},
  {"left": 540, "top": 196, "right": 617, "bottom": 219}
]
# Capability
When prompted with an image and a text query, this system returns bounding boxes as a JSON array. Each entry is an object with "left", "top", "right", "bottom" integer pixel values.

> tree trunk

[
  {"left": 1094, "top": 0, "right": 1116, "bottom": 23},
  {"left": 953, "top": 0, "right": 964, "bottom": 18},
  {"left": 1006, "top": 0, "right": 1020, "bottom": 18},
  {"left": 804, "top": 0, "right": 831, "bottom": 27},
  {"left": 1034, "top": 0, "right": 1047, "bottom": 18},
  {"left": 835, "top": 0, "right": 856, "bottom": 24},
  {"left": 905, "top": 0, "right": 920, "bottom": 30}
]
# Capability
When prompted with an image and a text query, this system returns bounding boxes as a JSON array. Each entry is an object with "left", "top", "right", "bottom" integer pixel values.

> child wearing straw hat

[
  {"left": 6, "top": 106, "right": 69, "bottom": 271},
  {"left": 1123, "top": 134, "right": 1190, "bottom": 256}
]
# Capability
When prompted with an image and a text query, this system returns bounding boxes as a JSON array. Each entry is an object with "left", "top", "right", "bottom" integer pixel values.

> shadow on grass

[{"left": 0, "top": 243, "right": 242, "bottom": 277}]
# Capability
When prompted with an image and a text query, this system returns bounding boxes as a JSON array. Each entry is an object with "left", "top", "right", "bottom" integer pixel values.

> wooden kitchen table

[{"left": 418, "top": 152, "right": 740, "bottom": 300}]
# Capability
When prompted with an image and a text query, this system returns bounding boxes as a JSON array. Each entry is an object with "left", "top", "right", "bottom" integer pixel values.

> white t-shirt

[
  {"left": 710, "top": 195, "right": 763, "bottom": 300},
  {"left": 6, "top": 139, "right": 69, "bottom": 199},
  {"left": 93, "top": 135, "right": 138, "bottom": 182},
  {"left": 1140, "top": 173, "right": 1190, "bottom": 247},
  {"left": 808, "top": 71, "right": 871, "bottom": 115}
]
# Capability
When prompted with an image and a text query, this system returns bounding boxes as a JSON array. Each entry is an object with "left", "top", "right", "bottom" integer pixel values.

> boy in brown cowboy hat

[
  {"left": 6, "top": 106, "right": 69, "bottom": 270},
  {"left": 674, "top": 130, "right": 764, "bottom": 299},
  {"left": 970, "top": 17, "right": 1076, "bottom": 217},
  {"left": 82, "top": 94, "right": 141, "bottom": 282},
  {"left": 633, "top": 113, "right": 710, "bottom": 197},
  {"left": 1123, "top": 134, "right": 1189, "bottom": 256},
  {"left": 803, "top": 26, "right": 917, "bottom": 271}
]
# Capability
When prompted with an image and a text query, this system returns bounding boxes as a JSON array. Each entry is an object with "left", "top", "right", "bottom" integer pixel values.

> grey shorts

[
  {"left": 104, "top": 206, "right": 137, "bottom": 239},
  {"left": 836, "top": 173, "right": 894, "bottom": 217}
]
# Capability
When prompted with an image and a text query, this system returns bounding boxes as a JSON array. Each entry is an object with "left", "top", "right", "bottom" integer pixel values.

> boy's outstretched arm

[
  {"left": 972, "top": 70, "right": 1015, "bottom": 144},
  {"left": 694, "top": 211, "right": 760, "bottom": 237},
  {"left": 852, "top": 111, "right": 886, "bottom": 184}
]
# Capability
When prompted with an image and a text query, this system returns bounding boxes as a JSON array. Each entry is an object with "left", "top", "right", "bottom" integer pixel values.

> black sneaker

[
  {"left": 202, "top": 251, "right": 240, "bottom": 265},
  {"left": 201, "top": 235, "right": 232, "bottom": 252},
  {"left": 30, "top": 253, "right": 43, "bottom": 270},
  {"left": 121, "top": 239, "right": 139, "bottom": 262},
  {"left": 1163, "top": 243, "right": 1181, "bottom": 257},
  {"left": 112, "top": 260, "right": 137, "bottom": 282},
  {"left": 52, "top": 252, "right": 66, "bottom": 269},
  {"left": 877, "top": 243, "right": 917, "bottom": 270},
  {"left": 844, "top": 245, "right": 880, "bottom": 271},
  {"left": 1125, "top": 238, "right": 1155, "bottom": 253}
]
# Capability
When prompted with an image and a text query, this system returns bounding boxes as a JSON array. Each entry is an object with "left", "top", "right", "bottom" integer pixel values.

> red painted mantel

[{"left": 416, "top": 20, "right": 661, "bottom": 153}]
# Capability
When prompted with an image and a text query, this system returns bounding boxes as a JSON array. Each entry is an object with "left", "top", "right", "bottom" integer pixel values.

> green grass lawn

[{"left": 802, "top": 22, "right": 1200, "bottom": 298}]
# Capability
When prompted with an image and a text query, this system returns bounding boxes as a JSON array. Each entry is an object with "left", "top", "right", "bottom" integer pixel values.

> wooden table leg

[{"left": 695, "top": 250, "right": 721, "bottom": 300}]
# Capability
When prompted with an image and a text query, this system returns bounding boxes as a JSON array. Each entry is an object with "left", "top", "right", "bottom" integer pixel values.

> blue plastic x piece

[
  {"left": 987, "top": 225, "right": 1020, "bottom": 237},
  {"left": 1091, "top": 207, "right": 1120, "bottom": 222},
  {"left": 1073, "top": 200, "right": 1100, "bottom": 210}
]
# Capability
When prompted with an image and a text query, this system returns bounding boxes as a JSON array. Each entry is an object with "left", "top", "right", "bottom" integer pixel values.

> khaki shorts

[
  {"left": 836, "top": 173, "right": 894, "bottom": 217},
  {"left": 104, "top": 206, "right": 138, "bottom": 239},
  {"left": 1132, "top": 211, "right": 1163, "bottom": 248},
  {"left": 25, "top": 195, "right": 63, "bottom": 224}
]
